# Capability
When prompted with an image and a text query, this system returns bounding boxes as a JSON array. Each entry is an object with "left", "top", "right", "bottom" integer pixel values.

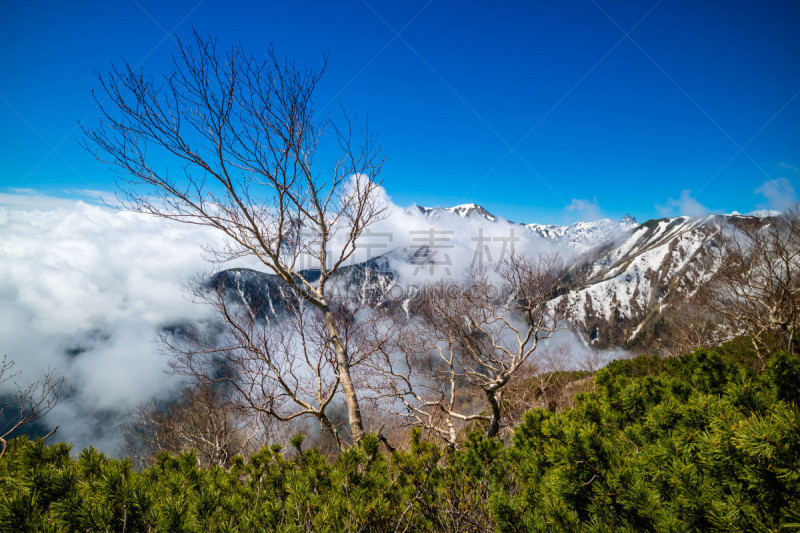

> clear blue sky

[{"left": 1, "top": 0, "right": 798, "bottom": 223}]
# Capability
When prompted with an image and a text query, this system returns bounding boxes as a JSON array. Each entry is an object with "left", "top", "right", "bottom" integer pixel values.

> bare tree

[
  {"left": 697, "top": 207, "right": 800, "bottom": 361},
  {"left": 0, "top": 356, "right": 64, "bottom": 457},
  {"left": 654, "top": 302, "right": 728, "bottom": 358},
  {"left": 165, "top": 281, "right": 379, "bottom": 451},
  {"left": 368, "top": 253, "right": 566, "bottom": 447},
  {"left": 502, "top": 343, "right": 584, "bottom": 420},
  {"left": 83, "top": 31, "right": 386, "bottom": 443},
  {"left": 119, "top": 382, "right": 267, "bottom": 469}
]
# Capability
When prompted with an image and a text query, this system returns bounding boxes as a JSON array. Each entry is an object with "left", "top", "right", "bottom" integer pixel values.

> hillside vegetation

[{"left": 2, "top": 338, "right": 798, "bottom": 531}]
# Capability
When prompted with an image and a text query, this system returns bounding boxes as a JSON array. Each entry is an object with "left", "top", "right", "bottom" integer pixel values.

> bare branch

[
  {"left": 695, "top": 206, "right": 800, "bottom": 363},
  {"left": 0, "top": 356, "right": 64, "bottom": 458},
  {"left": 364, "top": 253, "right": 567, "bottom": 447},
  {"left": 83, "top": 31, "right": 387, "bottom": 444}
]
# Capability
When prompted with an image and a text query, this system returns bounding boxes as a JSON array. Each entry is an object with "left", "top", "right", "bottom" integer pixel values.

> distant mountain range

[
  {"left": 213, "top": 204, "right": 773, "bottom": 350},
  {"left": 408, "top": 203, "right": 640, "bottom": 250}
]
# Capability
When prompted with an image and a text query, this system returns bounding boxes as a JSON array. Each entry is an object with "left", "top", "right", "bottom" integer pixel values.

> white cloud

[
  {"left": 565, "top": 198, "right": 603, "bottom": 222},
  {"left": 0, "top": 197, "right": 233, "bottom": 452},
  {"left": 359, "top": 199, "right": 563, "bottom": 285},
  {"left": 754, "top": 177, "right": 796, "bottom": 212},
  {"left": 655, "top": 189, "right": 708, "bottom": 217}
]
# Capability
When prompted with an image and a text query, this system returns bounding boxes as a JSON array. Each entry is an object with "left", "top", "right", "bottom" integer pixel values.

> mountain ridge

[
  {"left": 410, "top": 203, "right": 640, "bottom": 249},
  {"left": 211, "top": 204, "right": 776, "bottom": 352}
]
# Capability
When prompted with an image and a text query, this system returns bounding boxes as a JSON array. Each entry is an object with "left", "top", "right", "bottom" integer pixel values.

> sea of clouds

[
  {"left": 0, "top": 188, "right": 597, "bottom": 453},
  {"left": 0, "top": 192, "right": 237, "bottom": 451}
]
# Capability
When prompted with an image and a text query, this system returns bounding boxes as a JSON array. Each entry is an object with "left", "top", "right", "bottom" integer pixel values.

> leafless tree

[
  {"left": 165, "top": 279, "right": 388, "bottom": 451},
  {"left": 83, "top": 31, "right": 386, "bottom": 443},
  {"left": 697, "top": 207, "right": 800, "bottom": 361},
  {"left": 119, "top": 382, "right": 268, "bottom": 469},
  {"left": 654, "top": 303, "right": 728, "bottom": 358},
  {"left": 367, "top": 253, "right": 566, "bottom": 447},
  {"left": 502, "top": 344, "right": 571, "bottom": 422},
  {"left": 0, "top": 355, "right": 64, "bottom": 457}
]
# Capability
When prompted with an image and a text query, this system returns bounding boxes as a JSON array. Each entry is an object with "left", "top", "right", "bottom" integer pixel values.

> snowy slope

[
  {"left": 525, "top": 214, "right": 639, "bottom": 251},
  {"left": 552, "top": 215, "right": 744, "bottom": 347}
]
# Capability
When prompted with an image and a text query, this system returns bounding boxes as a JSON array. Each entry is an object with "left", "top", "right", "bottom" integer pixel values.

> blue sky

[{"left": 1, "top": 0, "right": 798, "bottom": 224}]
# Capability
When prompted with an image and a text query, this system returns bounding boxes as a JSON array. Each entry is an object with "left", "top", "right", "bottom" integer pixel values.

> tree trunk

[
  {"left": 485, "top": 389, "right": 502, "bottom": 438},
  {"left": 324, "top": 309, "right": 365, "bottom": 443}
]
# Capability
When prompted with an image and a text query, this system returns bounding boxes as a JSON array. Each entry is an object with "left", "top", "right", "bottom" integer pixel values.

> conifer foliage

[{"left": 1, "top": 340, "right": 798, "bottom": 531}]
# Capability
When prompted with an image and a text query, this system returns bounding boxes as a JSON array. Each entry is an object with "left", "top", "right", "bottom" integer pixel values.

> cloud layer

[
  {"left": 0, "top": 193, "right": 234, "bottom": 451},
  {"left": 0, "top": 190, "right": 577, "bottom": 453}
]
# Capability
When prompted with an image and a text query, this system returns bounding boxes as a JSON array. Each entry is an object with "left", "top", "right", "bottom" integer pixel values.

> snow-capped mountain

[
  {"left": 525, "top": 214, "right": 639, "bottom": 250},
  {"left": 554, "top": 214, "right": 773, "bottom": 348},
  {"left": 211, "top": 254, "right": 397, "bottom": 319},
  {"left": 411, "top": 203, "right": 638, "bottom": 249},
  {"left": 410, "top": 203, "right": 497, "bottom": 221},
  {"left": 210, "top": 203, "right": 773, "bottom": 351}
]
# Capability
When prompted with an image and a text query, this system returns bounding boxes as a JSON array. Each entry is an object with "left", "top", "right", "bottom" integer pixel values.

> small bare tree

[
  {"left": 83, "top": 31, "right": 386, "bottom": 443},
  {"left": 120, "top": 382, "right": 267, "bottom": 469},
  {"left": 368, "top": 253, "right": 566, "bottom": 447},
  {"left": 502, "top": 343, "right": 578, "bottom": 420},
  {"left": 0, "top": 356, "right": 64, "bottom": 457},
  {"left": 697, "top": 207, "right": 800, "bottom": 361},
  {"left": 655, "top": 302, "right": 728, "bottom": 358}
]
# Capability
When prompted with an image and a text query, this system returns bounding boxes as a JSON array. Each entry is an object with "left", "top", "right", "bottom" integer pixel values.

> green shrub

[{"left": 1, "top": 341, "right": 797, "bottom": 531}]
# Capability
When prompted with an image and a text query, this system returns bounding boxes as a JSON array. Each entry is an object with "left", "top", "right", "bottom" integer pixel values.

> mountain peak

[
  {"left": 619, "top": 213, "right": 638, "bottom": 228},
  {"left": 410, "top": 203, "right": 496, "bottom": 222},
  {"left": 445, "top": 204, "right": 496, "bottom": 221}
]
